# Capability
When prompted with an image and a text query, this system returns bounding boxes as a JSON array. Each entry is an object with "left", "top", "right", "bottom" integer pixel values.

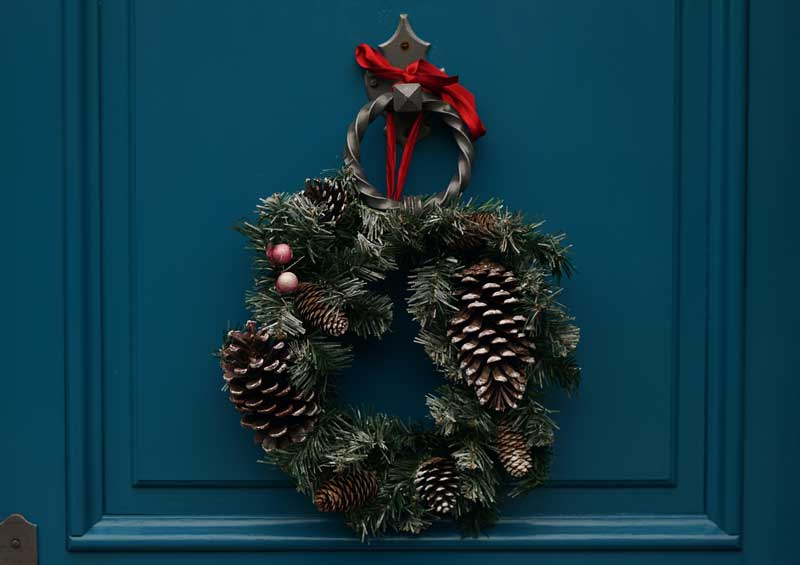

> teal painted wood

[
  {"left": 62, "top": 0, "right": 747, "bottom": 549},
  {"left": 68, "top": 515, "right": 736, "bottom": 551},
  {"left": 743, "top": 0, "right": 800, "bottom": 560},
  {"left": 120, "top": 0, "right": 679, "bottom": 490},
  {"left": 704, "top": 0, "right": 748, "bottom": 536},
  {"left": 5, "top": 0, "right": 800, "bottom": 563},
  {"left": 2, "top": 1, "right": 72, "bottom": 564},
  {"left": 63, "top": 0, "right": 104, "bottom": 537},
  {"left": 62, "top": 3, "right": 743, "bottom": 549}
]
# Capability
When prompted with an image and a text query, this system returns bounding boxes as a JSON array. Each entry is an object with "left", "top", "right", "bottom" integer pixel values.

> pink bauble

[
  {"left": 268, "top": 243, "right": 293, "bottom": 265},
  {"left": 275, "top": 271, "right": 299, "bottom": 294}
]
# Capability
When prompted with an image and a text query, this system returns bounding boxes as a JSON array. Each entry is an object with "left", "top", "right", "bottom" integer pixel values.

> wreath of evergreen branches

[{"left": 229, "top": 167, "right": 580, "bottom": 539}]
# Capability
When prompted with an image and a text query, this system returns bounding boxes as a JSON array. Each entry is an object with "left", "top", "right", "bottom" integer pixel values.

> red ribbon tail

[{"left": 394, "top": 113, "right": 424, "bottom": 200}]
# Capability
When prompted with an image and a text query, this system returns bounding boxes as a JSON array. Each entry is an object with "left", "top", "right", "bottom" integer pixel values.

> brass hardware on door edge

[{"left": 0, "top": 515, "right": 36, "bottom": 565}]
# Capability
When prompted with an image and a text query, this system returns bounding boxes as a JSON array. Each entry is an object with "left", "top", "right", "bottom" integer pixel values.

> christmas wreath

[{"left": 220, "top": 168, "right": 580, "bottom": 538}]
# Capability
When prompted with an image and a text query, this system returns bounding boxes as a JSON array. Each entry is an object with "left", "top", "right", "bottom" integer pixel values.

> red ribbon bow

[{"left": 355, "top": 43, "right": 486, "bottom": 140}]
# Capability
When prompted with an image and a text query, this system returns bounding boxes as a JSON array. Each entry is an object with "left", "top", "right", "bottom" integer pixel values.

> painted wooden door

[{"left": 3, "top": 1, "right": 798, "bottom": 564}]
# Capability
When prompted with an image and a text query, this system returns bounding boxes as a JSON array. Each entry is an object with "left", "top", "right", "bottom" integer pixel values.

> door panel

[{"left": 129, "top": 0, "right": 681, "bottom": 487}]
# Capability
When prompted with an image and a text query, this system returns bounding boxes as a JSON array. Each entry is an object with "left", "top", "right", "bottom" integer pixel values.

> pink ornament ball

[
  {"left": 275, "top": 271, "right": 299, "bottom": 294},
  {"left": 268, "top": 243, "right": 293, "bottom": 265}
]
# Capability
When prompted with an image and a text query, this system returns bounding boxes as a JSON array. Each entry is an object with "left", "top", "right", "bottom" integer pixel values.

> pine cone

[
  {"left": 304, "top": 176, "right": 349, "bottom": 224},
  {"left": 415, "top": 457, "right": 459, "bottom": 515},
  {"left": 496, "top": 416, "right": 533, "bottom": 478},
  {"left": 221, "top": 321, "right": 320, "bottom": 450},
  {"left": 294, "top": 282, "right": 349, "bottom": 336},
  {"left": 448, "top": 260, "right": 535, "bottom": 411},
  {"left": 314, "top": 470, "right": 379, "bottom": 512},
  {"left": 457, "top": 211, "right": 498, "bottom": 250}
]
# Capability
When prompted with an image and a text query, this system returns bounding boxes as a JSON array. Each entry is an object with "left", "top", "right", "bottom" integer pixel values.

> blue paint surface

[{"left": 2, "top": 0, "right": 798, "bottom": 563}]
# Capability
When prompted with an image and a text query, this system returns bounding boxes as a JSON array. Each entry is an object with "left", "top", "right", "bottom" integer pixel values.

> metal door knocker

[{"left": 344, "top": 15, "right": 484, "bottom": 210}]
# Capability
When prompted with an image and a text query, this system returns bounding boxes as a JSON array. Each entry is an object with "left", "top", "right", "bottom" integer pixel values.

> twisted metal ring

[{"left": 344, "top": 92, "right": 475, "bottom": 210}]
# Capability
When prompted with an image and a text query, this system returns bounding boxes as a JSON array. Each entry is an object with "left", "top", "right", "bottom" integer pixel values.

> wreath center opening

[{"left": 340, "top": 270, "right": 441, "bottom": 420}]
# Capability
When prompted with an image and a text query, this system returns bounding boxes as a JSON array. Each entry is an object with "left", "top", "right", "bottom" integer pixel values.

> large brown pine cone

[
  {"left": 414, "top": 456, "right": 459, "bottom": 515},
  {"left": 448, "top": 260, "right": 535, "bottom": 411},
  {"left": 221, "top": 321, "right": 320, "bottom": 450},
  {"left": 294, "top": 282, "right": 349, "bottom": 336},
  {"left": 496, "top": 416, "right": 533, "bottom": 478},
  {"left": 314, "top": 470, "right": 379, "bottom": 512},
  {"left": 304, "top": 176, "right": 349, "bottom": 224}
]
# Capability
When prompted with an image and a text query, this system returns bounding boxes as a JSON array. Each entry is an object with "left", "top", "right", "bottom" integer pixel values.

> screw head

[
  {"left": 368, "top": 77, "right": 379, "bottom": 88},
  {"left": 10, "top": 537, "right": 21, "bottom": 549},
  {"left": 400, "top": 41, "right": 410, "bottom": 50}
]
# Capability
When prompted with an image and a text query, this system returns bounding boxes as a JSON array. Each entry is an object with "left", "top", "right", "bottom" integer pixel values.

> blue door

[{"left": 3, "top": 0, "right": 798, "bottom": 563}]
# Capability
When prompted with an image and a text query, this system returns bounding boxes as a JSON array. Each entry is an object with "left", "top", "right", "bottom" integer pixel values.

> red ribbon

[
  {"left": 355, "top": 43, "right": 486, "bottom": 200},
  {"left": 355, "top": 44, "right": 486, "bottom": 140},
  {"left": 384, "top": 112, "right": 424, "bottom": 199}
]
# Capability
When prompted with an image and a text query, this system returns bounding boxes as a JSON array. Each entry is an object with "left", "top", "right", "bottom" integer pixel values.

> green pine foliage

[
  {"left": 287, "top": 335, "right": 352, "bottom": 398},
  {"left": 228, "top": 165, "right": 581, "bottom": 539}
]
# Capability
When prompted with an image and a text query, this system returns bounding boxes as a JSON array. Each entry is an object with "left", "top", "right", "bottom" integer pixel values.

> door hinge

[{"left": 0, "top": 514, "right": 37, "bottom": 565}]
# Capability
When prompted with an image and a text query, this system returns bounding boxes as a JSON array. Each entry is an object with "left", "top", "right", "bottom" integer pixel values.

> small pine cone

[
  {"left": 294, "top": 282, "right": 349, "bottom": 336},
  {"left": 496, "top": 417, "right": 533, "bottom": 478},
  {"left": 220, "top": 321, "right": 320, "bottom": 450},
  {"left": 415, "top": 457, "right": 459, "bottom": 515},
  {"left": 304, "top": 177, "right": 350, "bottom": 224},
  {"left": 457, "top": 211, "right": 498, "bottom": 250},
  {"left": 314, "top": 470, "right": 379, "bottom": 512},
  {"left": 448, "top": 260, "right": 535, "bottom": 411}
]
